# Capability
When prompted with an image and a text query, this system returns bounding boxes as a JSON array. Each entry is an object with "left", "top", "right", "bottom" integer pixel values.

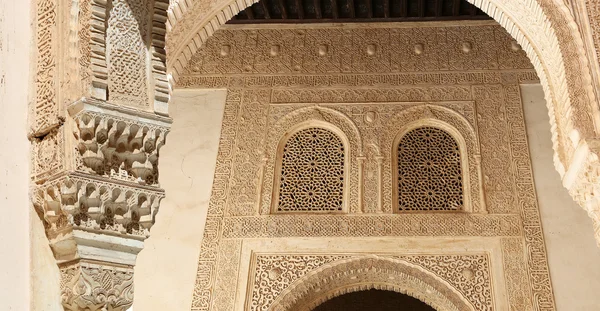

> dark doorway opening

[{"left": 312, "top": 289, "right": 436, "bottom": 311}]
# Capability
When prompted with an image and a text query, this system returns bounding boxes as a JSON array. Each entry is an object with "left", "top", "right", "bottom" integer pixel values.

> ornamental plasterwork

[
  {"left": 256, "top": 255, "right": 490, "bottom": 311},
  {"left": 165, "top": 0, "right": 600, "bottom": 250},
  {"left": 69, "top": 100, "right": 170, "bottom": 187},
  {"left": 275, "top": 126, "right": 347, "bottom": 213},
  {"left": 166, "top": 0, "right": 599, "bottom": 189},
  {"left": 60, "top": 261, "right": 134, "bottom": 311},
  {"left": 33, "top": 173, "right": 163, "bottom": 238},
  {"left": 181, "top": 24, "right": 555, "bottom": 310},
  {"left": 31, "top": 0, "right": 171, "bottom": 308},
  {"left": 396, "top": 127, "right": 464, "bottom": 211}
]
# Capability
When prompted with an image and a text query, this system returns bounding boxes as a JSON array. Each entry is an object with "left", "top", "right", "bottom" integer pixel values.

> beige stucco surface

[
  {"left": 1, "top": 1, "right": 62, "bottom": 309},
  {"left": 129, "top": 84, "right": 600, "bottom": 310},
  {"left": 133, "top": 89, "right": 227, "bottom": 310},
  {"left": 522, "top": 83, "right": 600, "bottom": 310},
  {"left": 1, "top": 1, "right": 30, "bottom": 309}
]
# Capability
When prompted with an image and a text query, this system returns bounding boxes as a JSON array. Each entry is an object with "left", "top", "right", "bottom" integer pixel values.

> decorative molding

[
  {"left": 187, "top": 71, "right": 555, "bottom": 310},
  {"left": 151, "top": 0, "right": 171, "bottom": 115},
  {"left": 181, "top": 24, "right": 533, "bottom": 77},
  {"left": 164, "top": 1, "right": 600, "bottom": 252},
  {"left": 33, "top": 0, "right": 60, "bottom": 135},
  {"left": 178, "top": 71, "right": 539, "bottom": 89},
  {"left": 221, "top": 214, "right": 521, "bottom": 238},
  {"left": 88, "top": 0, "right": 109, "bottom": 100}
]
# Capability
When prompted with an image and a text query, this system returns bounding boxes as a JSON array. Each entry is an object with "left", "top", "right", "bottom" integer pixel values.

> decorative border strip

[{"left": 221, "top": 214, "right": 522, "bottom": 238}]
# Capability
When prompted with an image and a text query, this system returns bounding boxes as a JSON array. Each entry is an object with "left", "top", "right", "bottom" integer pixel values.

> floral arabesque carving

[
  {"left": 107, "top": 0, "right": 150, "bottom": 108},
  {"left": 248, "top": 254, "right": 492, "bottom": 311},
  {"left": 165, "top": 0, "right": 600, "bottom": 248},
  {"left": 186, "top": 78, "right": 555, "bottom": 311},
  {"left": 34, "top": 174, "right": 163, "bottom": 238},
  {"left": 269, "top": 256, "right": 475, "bottom": 311},
  {"left": 60, "top": 262, "right": 134, "bottom": 311},
  {"left": 71, "top": 109, "right": 169, "bottom": 186},
  {"left": 166, "top": 0, "right": 599, "bottom": 180}
]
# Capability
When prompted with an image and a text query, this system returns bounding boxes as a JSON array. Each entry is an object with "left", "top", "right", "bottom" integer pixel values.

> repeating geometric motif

[
  {"left": 184, "top": 25, "right": 556, "bottom": 311},
  {"left": 107, "top": 0, "right": 149, "bottom": 108},
  {"left": 277, "top": 128, "right": 345, "bottom": 212},
  {"left": 397, "top": 127, "right": 463, "bottom": 211}
]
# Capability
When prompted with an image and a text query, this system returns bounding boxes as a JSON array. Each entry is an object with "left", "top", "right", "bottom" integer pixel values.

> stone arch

[
  {"left": 268, "top": 256, "right": 475, "bottom": 311},
  {"left": 260, "top": 106, "right": 364, "bottom": 214},
  {"left": 164, "top": 0, "right": 600, "bottom": 237},
  {"left": 381, "top": 105, "right": 485, "bottom": 214}
]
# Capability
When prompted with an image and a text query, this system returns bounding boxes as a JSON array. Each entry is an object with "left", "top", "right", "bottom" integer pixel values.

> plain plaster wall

[
  {"left": 133, "top": 89, "right": 227, "bottom": 310},
  {"left": 0, "top": 1, "right": 63, "bottom": 309},
  {"left": 0, "top": 0, "right": 33, "bottom": 309},
  {"left": 522, "top": 83, "right": 600, "bottom": 310}
]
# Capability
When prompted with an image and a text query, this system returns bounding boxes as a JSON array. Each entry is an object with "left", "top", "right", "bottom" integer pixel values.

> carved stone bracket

[
  {"left": 69, "top": 98, "right": 171, "bottom": 186},
  {"left": 31, "top": 98, "right": 170, "bottom": 310},
  {"left": 33, "top": 173, "right": 164, "bottom": 239}
]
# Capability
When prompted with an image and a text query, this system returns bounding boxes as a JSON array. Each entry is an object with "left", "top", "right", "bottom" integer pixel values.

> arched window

[
  {"left": 396, "top": 127, "right": 463, "bottom": 211},
  {"left": 275, "top": 127, "right": 346, "bottom": 212}
]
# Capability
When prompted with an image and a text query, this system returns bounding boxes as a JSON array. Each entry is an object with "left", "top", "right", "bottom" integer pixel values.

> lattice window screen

[
  {"left": 397, "top": 127, "right": 463, "bottom": 211},
  {"left": 277, "top": 128, "right": 345, "bottom": 212}
]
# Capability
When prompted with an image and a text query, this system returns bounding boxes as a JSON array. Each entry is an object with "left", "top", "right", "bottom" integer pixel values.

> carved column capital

[{"left": 32, "top": 98, "right": 171, "bottom": 310}]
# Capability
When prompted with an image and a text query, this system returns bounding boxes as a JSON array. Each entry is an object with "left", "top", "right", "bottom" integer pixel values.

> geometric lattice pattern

[
  {"left": 397, "top": 127, "right": 463, "bottom": 211},
  {"left": 278, "top": 128, "right": 345, "bottom": 212},
  {"left": 107, "top": 0, "right": 148, "bottom": 107}
]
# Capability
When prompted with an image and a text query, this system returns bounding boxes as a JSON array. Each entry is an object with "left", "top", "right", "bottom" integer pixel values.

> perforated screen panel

[
  {"left": 397, "top": 127, "right": 463, "bottom": 211},
  {"left": 277, "top": 128, "right": 345, "bottom": 212}
]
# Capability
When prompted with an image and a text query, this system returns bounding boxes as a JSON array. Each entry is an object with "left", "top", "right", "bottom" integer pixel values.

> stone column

[
  {"left": 32, "top": 99, "right": 170, "bottom": 310},
  {"left": 28, "top": 0, "right": 171, "bottom": 307}
]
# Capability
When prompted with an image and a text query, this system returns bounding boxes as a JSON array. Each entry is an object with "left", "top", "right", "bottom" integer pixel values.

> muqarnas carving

[
  {"left": 35, "top": 175, "right": 163, "bottom": 237},
  {"left": 73, "top": 111, "right": 168, "bottom": 186}
]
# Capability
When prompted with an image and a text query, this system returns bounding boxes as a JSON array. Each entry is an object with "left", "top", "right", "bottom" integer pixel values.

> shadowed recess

[
  {"left": 229, "top": 0, "right": 489, "bottom": 23},
  {"left": 312, "top": 289, "right": 437, "bottom": 311}
]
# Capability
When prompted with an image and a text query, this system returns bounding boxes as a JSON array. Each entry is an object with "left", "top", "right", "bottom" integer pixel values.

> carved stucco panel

[
  {"left": 259, "top": 105, "right": 362, "bottom": 215},
  {"left": 247, "top": 254, "right": 492, "bottom": 310}
]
